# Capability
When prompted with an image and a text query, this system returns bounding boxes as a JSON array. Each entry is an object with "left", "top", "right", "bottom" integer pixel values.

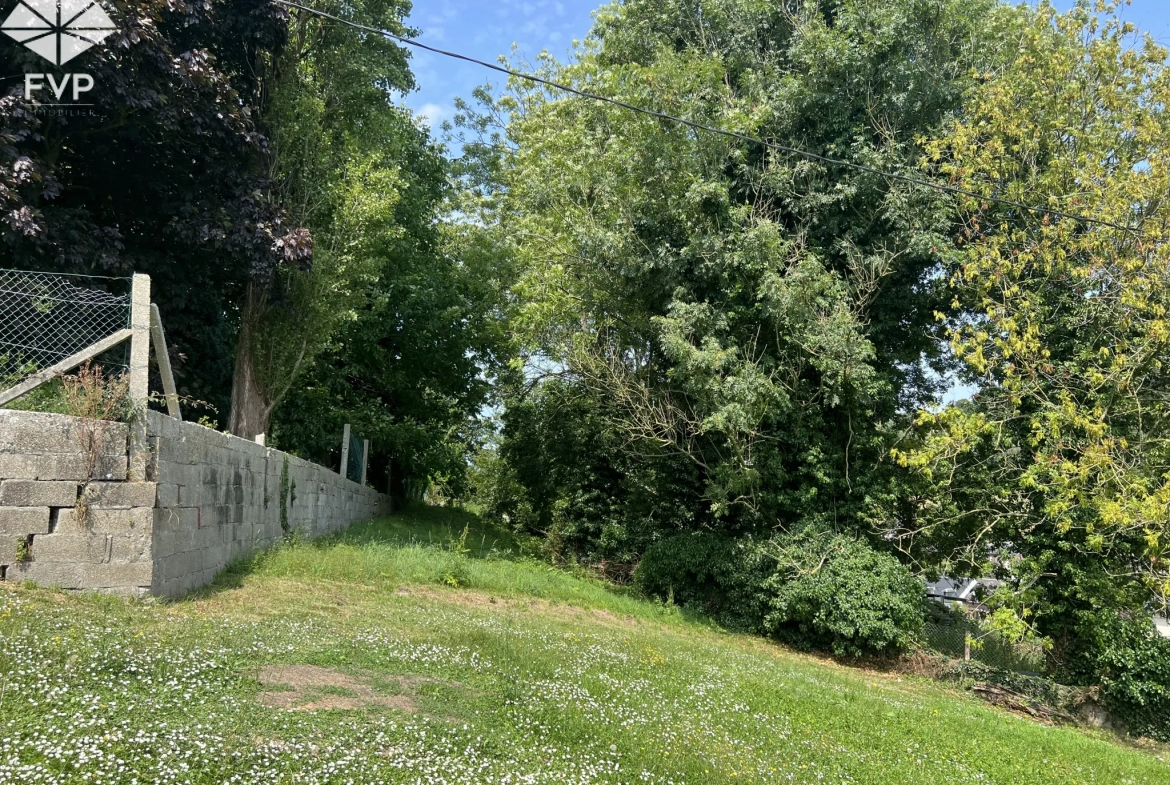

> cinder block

[
  {"left": 8, "top": 560, "right": 86, "bottom": 588},
  {"left": 152, "top": 506, "right": 191, "bottom": 534},
  {"left": 168, "top": 550, "right": 202, "bottom": 578},
  {"left": 98, "top": 454, "right": 129, "bottom": 481},
  {"left": 55, "top": 507, "right": 152, "bottom": 535},
  {"left": 109, "top": 532, "right": 152, "bottom": 562},
  {"left": 0, "top": 480, "right": 78, "bottom": 507},
  {"left": 0, "top": 453, "right": 40, "bottom": 479},
  {"left": 193, "top": 522, "right": 221, "bottom": 549},
  {"left": 82, "top": 482, "right": 157, "bottom": 509},
  {"left": 157, "top": 438, "right": 200, "bottom": 467},
  {"left": 0, "top": 506, "right": 50, "bottom": 536},
  {"left": 32, "top": 454, "right": 88, "bottom": 481},
  {"left": 144, "top": 411, "right": 180, "bottom": 440},
  {"left": 81, "top": 560, "right": 152, "bottom": 588},
  {"left": 202, "top": 545, "right": 229, "bottom": 573},
  {"left": 32, "top": 533, "right": 111, "bottom": 563},
  {"left": 200, "top": 464, "right": 221, "bottom": 486},
  {"left": 1, "top": 534, "right": 24, "bottom": 562},
  {"left": 172, "top": 482, "right": 205, "bottom": 506},
  {"left": 0, "top": 412, "right": 128, "bottom": 457},
  {"left": 156, "top": 461, "right": 198, "bottom": 487},
  {"left": 156, "top": 483, "right": 180, "bottom": 507},
  {"left": 158, "top": 572, "right": 203, "bottom": 599}
]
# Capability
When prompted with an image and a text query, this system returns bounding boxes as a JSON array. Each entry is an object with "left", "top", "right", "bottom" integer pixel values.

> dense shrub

[
  {"left": 757, "top": 532, "right": 925, "bottom": 657},
  {"left": 477, "top": 379, "right": 706, "bottom": 566},
  {"left": 633, "top": 532, "right": 766, "bottom": 626},
  {"left": 636, "top": 530, "right": 925, "bottom": 656},
  {"left": 1074, "top": 615, "right": 1170, "bottom": 741}
]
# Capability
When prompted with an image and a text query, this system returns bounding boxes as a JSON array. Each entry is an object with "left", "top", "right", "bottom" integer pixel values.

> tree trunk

[{"left": 229, "top": 284, "right": 273, "bottom": 440}]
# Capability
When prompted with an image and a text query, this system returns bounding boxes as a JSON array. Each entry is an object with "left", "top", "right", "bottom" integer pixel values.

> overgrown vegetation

[
  {"left": 455, "top": 0, "right": 1170, "bottom": 741},
  {"left": 1, "top": 506, "right": 1167, "bottom": 783},
  {"left": 5, "top": 0, "right": 1170, "bottom": 748}
]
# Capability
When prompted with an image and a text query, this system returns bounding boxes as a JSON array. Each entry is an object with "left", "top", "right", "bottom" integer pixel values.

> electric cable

[{"left": 274, "top": 0, "right": 1141, "bottom": 234}]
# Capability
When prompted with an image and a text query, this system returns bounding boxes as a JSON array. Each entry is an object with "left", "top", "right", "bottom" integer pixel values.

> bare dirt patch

[
  {"left": 256, "top": 665, "right": 420, "bottom": 712},
  {"left": 402, "top": 585, "right": 642, "bottom": 629}
]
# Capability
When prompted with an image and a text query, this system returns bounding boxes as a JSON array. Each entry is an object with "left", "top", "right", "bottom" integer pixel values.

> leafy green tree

[
  {"left": 471, "top": 0, "right": 1020, "bottom": 548},
  {"left": 228, "top": 0, "right": 418, "bottom": 439},
  {"left": 269, "top": 130, "right": 510, "bottom": 495},
  {"left": 893, "top": 1, "right": 1170, "bottom": 699},
  {"left": 479, "top": 375, "right": 703, "bottom": 566}
]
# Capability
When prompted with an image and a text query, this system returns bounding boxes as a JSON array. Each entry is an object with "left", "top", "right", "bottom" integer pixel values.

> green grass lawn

[{"left": 1, "top": 506, "right": 1166, "bottom": 784}]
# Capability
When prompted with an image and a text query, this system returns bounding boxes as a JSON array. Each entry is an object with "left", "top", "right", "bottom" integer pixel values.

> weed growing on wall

[
  {"left": 61, "top": 363, "right": 133, "bottom": 526},
  {"left": 12, "top": 537, "right": 30, "bottom": 563}
]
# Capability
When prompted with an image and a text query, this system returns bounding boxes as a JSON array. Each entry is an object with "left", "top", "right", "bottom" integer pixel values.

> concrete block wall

[
  {"left": 147, "top": 412, "right": 387, "bottom": 598},
  {"left": 0, "top": 409, "right": 139, "bottom": 591},
  {"left": 0, "top": 409, "right": 388, "bottom": 598}
]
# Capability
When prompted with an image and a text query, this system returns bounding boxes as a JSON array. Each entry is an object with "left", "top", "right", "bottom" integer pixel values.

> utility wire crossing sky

[
  {"left": 398, "top": 0, "right": 1170, "bottom": 132},
  {"left": 277, "top": 0, "right": 1151, "bottom": 234}
]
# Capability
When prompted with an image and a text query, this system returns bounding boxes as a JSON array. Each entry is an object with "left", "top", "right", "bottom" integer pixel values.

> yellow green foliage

[{"left": 897, "top": 2, "right": 1170, "bottom": 629}]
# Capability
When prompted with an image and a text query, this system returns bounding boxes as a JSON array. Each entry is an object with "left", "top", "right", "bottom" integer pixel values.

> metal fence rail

[{"left": 0, "top": 269, "right": 131, "bottom": 387}]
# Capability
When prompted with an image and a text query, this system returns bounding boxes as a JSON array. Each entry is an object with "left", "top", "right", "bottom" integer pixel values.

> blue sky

[
  {"left": 402, "top": 0, "right": 1170, "bottom": 129},
  {"left": 403, "top": 0, "right": 599, "bottom": 127}
]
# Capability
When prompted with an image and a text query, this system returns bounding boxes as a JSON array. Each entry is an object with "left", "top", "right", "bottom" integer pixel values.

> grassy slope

[{"left": 0, "top": 507, "right": 1166, "bottom": 785}]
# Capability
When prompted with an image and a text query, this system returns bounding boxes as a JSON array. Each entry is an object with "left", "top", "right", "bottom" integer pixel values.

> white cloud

[{"left": 416, "top": 102, "right": 451, "bottom": 129}]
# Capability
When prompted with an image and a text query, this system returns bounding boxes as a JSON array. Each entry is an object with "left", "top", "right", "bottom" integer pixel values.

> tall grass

[{"left": 215, "top": 505, "right": 693, "bottom": 624}]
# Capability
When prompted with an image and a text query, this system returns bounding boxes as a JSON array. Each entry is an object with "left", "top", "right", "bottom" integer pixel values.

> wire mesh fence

[
  {"left": 925, "top": 614, "right": 1046, "bottom": 673},
  {"left": 0, "top": 269, "right": 132, "bottom": 389}
]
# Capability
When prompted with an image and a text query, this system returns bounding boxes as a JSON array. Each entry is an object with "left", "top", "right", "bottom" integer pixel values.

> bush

[
  {"left": 1084, "top": 615, "right": 1170, "bottom": 741},
  {"left": 635, "top": 532, "right": 772, "bottom": 628},
  {"left": 757, "top": 531, "right": 925, "bottom": 658},
  {"left": 636, "top": 530, "right": 925, "bottom": 657},
  {"left": 636, "top": 533, "right": 731, "bottom": 606}
]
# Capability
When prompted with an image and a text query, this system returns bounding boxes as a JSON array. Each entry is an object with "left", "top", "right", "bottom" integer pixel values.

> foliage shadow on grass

[{"left": 193, "top": 505, "right": 696, "bottom": 625}]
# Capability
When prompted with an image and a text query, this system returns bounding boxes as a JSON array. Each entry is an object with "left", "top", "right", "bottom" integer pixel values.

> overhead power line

[{"left": 274, "top": 0, "right": 1139, "bottom": 234}]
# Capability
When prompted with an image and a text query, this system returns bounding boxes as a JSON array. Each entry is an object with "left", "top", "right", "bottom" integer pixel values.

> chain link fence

[
  {"left": 0, "top": 268, "right": 131, "bottom": 388},
  {"left": 925, "top": 610, "right": 1046, "bottom": 673}
]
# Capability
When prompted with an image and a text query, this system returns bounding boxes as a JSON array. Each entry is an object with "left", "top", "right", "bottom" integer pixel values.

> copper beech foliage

[{"left": 0, "top": 0, "right": 311, "bottom": 414}]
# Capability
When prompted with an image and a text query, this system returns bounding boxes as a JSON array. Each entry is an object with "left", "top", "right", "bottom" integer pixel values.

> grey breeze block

[{"left": 0, "top": 409, "right": 389, "bottom": 597}]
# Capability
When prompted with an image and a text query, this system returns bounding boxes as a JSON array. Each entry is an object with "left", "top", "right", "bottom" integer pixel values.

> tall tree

[
  {"left": 263, "top": 4, "right": 510, "bottom": 493},
  {"left": 894, "top": 1, "right": 1170, "bottom": 657},
  {"left": 470, "top": 0, "right": 1020, "bottom": 553},
  {"left": 227, "top": 0, "right": 417, "bottom": 439},
  {"left": 0, "top": 0, "right": 309, "bottom": 418}
]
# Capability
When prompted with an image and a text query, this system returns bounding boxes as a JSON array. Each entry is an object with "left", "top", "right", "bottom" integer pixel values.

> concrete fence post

[
  {"left": 340, "top": 423, "right": 351, "bottom": 481},
  {"left": 360, "top": 439, "right": 369, "bottom": 486},
  {"left": 128, "top": 274, "right": 151, "bottom": 480}
]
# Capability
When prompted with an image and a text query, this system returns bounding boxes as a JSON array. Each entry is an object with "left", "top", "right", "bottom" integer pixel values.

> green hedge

[
  {"left": 1090, "top": 616, "right": 1170, "bottom": 741},
  {"left": 635, "top": 530, "right": 924, "bottom": 657}
]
